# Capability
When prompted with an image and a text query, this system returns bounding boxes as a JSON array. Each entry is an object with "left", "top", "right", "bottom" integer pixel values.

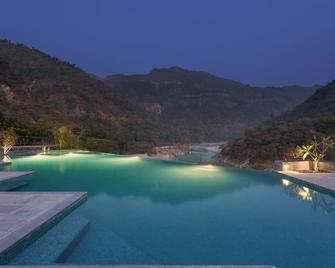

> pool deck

[
  {"left": 0, "top": 192, "right": 87, "bottom": 261},
  {"left": 1, "top": 264, "right": 276, "bottom": 268},
  {"left": 280, "top": 171, "right": 335, "bottom": 193},
  {"left": 0, "top": 171, "right": 34, "bottom": 183}
]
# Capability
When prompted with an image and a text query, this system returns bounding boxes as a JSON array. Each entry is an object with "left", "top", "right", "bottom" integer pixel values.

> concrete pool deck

[
  {"left": 0, "top": 192, "right": 87, "bottom": 262},
  {"left": 0, "top": 171, "right": 34, "bottom": 183},
  {"left": 0, "top": 171, "right": 35, "bottom": 191},
  {"left": 280, "top": 171, "right": 335, "bottom": 193}
]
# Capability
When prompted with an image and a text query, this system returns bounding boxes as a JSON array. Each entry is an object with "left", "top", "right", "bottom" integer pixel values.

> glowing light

[
  {"left": 282, "top": 162, "right": 289, "bottom": 171},
  {"left": 197, "top": 164, "right": 217, "bottom": 171},
  {"left": 64, "top": 152, "right": 91, "bottom": 158},
  {"left": 282, "top": 179, "right": 291, "bottom": 186},
  {"left": 2, "top": 155, "right": 12, "bottom": 162},
  {"left": 297, "top": 186, "right": 312, "bottom": 201},
  {"left": 303, "top": 186, "right": 310, "bottom": 193},
  {"left": 120, "top": 156, "right": 141, "bottom": 161},
  {"left": 21, "top": 153, "right": 48, "bottom": 161},
  {"left": 67, "top": 152, "right": 83, "bottom": 156},
  {"left": 104, "top": 155, "right": 142, "bottom": 164},
  {"left": 204, "top": 164, "right": 215, "bottom": 168}
]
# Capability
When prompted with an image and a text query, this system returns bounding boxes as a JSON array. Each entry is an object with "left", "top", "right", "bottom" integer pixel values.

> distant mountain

[
  {"left": 221, "top": 81, "right": 335, "bottom": 168},
  {"left": 284, "top": 81, "right": 335, "bottom": 119},
  {"left": 105, "top": 66, "right": 317, "bottom": 141},
  {"left": 0, "top": 39, "right": 164, "bottom": 152},
  {"left": 0, "top": 40, "right": 320, "bottom": 154}
]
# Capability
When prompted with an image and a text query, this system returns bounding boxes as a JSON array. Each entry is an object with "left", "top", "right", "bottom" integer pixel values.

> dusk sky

[{"left": 1, "top": 0, "right": 335, "bottom": 86}]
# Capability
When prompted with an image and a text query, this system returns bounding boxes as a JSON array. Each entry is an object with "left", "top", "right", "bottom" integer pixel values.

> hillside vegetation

[
  {"left": 0, "top": 40, "right": 166, "bottom": 152},
  {"left": 221, "top": 81, "right": 335, "bottom": 168},
  {"left": 105, "top": 66, "right": 316, "bottom": 141}
]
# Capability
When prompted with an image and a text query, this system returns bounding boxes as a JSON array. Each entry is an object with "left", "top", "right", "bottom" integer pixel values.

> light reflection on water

[{"left": 281, "top": 178, "right": 334, "bottom": 214}]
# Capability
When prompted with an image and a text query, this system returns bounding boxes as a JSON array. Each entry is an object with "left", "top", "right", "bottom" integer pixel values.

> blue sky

[{"left": 1, "top": 0, "right": 335, "bottom": 86}]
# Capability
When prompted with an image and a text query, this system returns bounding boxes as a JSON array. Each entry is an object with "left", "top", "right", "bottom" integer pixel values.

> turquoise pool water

[{"left": 4, "top": 152, "right": 335, "bottom": 267}]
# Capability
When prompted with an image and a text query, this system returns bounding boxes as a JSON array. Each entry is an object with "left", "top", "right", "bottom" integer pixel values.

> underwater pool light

[
  {"left": 197, "top": 164, "right": 217, "bottom": 171},
  {"left": 106, "top": 155, "right": 142, "bottom": 164}
]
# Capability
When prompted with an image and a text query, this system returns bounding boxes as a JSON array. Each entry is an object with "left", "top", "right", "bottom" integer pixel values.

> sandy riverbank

[{"left": 147, "top": 142, "right": 225, "bottom": 163}]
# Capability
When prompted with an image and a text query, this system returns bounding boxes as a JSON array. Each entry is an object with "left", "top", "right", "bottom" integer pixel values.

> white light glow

[
  {"left": 104, "top": 155, "right": 142, "bottom": 164},
  {"left": 197, "top": 164, "right": 217, "bottom": 171},
  {"left": 303, "top": 186, "right": 310, "bottom": 193},
  {"left": 282, "top": 179, "right": 291, "bottom": 186},
  {"left": 298, "top": 187, "right": 312, "bottom": 201},
  {"left": 2, "top": 155, "right": 12, "bottom": 162}
]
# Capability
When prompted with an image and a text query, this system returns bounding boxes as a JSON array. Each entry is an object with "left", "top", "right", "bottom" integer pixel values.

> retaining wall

[{"left": 274, "top": 160, "right": 335, "bottom": 172}]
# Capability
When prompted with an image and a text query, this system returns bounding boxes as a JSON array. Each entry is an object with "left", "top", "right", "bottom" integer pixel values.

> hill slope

[
  {"left": 105, "top": 66, "right": 316, "bottom": 141},
  {"left": 0, "top": 39, "right": 162, "bottom": 152},
  {"left": 221, "top": 81, "right": 335, "bottom": 168}
]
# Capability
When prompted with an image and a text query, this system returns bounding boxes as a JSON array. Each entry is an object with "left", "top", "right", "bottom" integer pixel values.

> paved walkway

[
  {"left": 0, "top": 192, "right": 87, "bottom": 261},
  {"left": 0, "top": 171, "right": 34, "bottom": 183},
  {"left": 280, "top": 171, "right": 335, "bottom": 193}
]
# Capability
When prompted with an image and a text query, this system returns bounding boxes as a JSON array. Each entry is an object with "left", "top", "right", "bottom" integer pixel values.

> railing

[
  {"left": 0, "top": 136, "right": 59, "bottom": 153},
  {"left": 16, "top": 136, "right": 56, "bottom": 146}
]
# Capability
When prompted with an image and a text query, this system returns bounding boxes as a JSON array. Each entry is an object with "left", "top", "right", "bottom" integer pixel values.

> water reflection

[
  {"left": 8, "top": 153, "right": 280, "bottom": 205},
  {"left": 281, "top": 178, "right": 334, "bottom": 214}
]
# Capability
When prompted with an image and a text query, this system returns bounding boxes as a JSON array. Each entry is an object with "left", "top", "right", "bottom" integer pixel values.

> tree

[
  {"left": 0, "top": 128, "right": 18, "bottom": 156},
  {"left": 55, "top": 126, "right": 81, "bottom": 149},
  {"left": 32, "top": 116, "right": 57, "bottom": 143},
  {"left": 295, "top": 136, "right": 334, "bottom": 172}
]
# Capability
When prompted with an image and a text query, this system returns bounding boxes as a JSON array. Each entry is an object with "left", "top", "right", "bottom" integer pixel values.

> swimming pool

[{"left": 4, "top": 152, "right": 335, "bottom": 267}]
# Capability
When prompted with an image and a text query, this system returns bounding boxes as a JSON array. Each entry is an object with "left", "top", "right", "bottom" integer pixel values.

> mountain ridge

[
  {"left": 107, "top": 66, "right": 320, "bottom": 90},
  {"left": 105, "top": 66, "right": 317, "bottom": 141}
]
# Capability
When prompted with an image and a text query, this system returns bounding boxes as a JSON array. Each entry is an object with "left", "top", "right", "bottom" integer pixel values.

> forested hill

[
  {"left": 221, "top": 81, "right": 335, "bottom": 168},
  {"left": 0, "top": 39, "right": 166, "bottom": 152},
  {"left": 105, "top": 66, "right": 316, "bottom": 141}
]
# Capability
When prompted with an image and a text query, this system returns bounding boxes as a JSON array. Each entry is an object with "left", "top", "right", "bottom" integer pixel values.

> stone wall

[
  {"left": 274, "top": 160, "right": 335, "bottom": 172},
  {"left": 274, "top": 160, "right": 311, "bottom": 171},
  {"left": 319, "top": 161, "right": 335, "bottom": 171}
]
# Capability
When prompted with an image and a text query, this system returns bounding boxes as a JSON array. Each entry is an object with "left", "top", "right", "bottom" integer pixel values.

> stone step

[
  {"left": 0, "top": 180, "right": 27, "bottom": 191},
  {"left": 65, "top": 221, "right": 157, "bottom": 264},
  {"left": 9, "top": 212, "right": 89, "bottom": 265},
  {"left": 0, "top": 171, "right": 33, "bottom": 191}
]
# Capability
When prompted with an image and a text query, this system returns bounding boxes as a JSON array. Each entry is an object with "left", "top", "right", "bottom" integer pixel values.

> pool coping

[
  {"left": 0, "top": 192, "right": 87, "bottom": 263},
  {"left": 278, "top": 171, "right": 335, "bottom": 195},
  {"left": 0, "top": 171, "right": 34, "bottom": 183}
]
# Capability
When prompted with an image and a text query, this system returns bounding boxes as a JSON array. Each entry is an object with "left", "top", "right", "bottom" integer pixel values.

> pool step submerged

[
  {"left": 65, "top": 221, "right": 157, "bottom": 264},
  {"left": 9, "top": 212, "right": 89, "bottom": 264}
]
